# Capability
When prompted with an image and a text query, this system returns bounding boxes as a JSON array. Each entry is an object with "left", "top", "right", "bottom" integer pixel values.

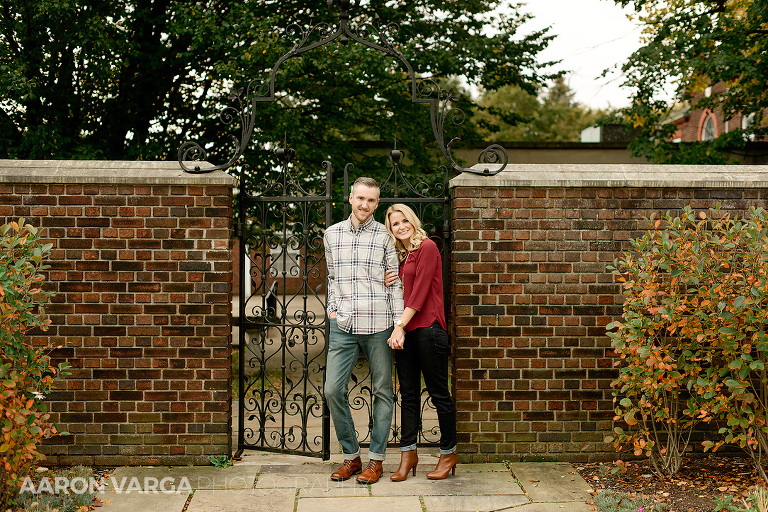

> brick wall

[
  {"left": 0, "top": 160, "right": 236, "bottom": 465},
  {"left": 450, "top": 163, "right": 768, "bottom": 463}
]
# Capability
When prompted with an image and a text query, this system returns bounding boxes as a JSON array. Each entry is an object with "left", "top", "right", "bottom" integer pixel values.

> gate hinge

[{"left": 235, "top": 221, "right": 244, "bottom": 239}]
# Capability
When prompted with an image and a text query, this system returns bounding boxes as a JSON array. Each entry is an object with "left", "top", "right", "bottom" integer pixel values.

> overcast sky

[{"left": 512, "top": 0, "right": 644, "bottom": 110}]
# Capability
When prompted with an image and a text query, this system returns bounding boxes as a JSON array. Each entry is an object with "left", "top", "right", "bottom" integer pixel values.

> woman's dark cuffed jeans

[{"left": 395, "top": 322, "right": 457, "bottom": 454}]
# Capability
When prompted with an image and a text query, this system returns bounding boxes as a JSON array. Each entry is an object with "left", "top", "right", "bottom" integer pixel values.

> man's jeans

[{"left": 325, "top": 319, "right": 394, "bottom": 461}]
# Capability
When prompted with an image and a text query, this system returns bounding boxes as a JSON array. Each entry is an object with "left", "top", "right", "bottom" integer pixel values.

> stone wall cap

[
  {"left": 0, "top": 160, "right": 237, "bottom": 186},
  {"left": 451, "top": 163, "right": 768, "bottom": 188}
]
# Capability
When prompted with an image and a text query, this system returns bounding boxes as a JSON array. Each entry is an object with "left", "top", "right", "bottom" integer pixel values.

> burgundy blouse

[{"left": 398, "top": 238, "right": 446, "bottom": 331}]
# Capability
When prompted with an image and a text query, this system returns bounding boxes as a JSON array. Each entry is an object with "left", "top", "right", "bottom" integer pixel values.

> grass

[
  {"left": 16, "top": 466, "right": 97, "bottom": 512},
  {"left": 594, "top": 490, "right": 668, "bottom": 512}
]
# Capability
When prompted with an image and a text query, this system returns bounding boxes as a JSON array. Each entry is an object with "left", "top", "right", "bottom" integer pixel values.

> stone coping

[
  {"left": 0, "top": 160, "right": 236, "bottom": 186},
  {"left": 451, "top": 163, "right": 768, "bottom": 188}
]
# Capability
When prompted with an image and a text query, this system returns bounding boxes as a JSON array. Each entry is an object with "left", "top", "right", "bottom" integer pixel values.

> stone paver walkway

[{"left": 97, "top": 450, "right": 594, "bottom": 512}]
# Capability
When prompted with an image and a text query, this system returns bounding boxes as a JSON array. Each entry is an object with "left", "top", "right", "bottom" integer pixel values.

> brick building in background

[{"left": 669, "top": 82, "right": 767, "bottom": 144}]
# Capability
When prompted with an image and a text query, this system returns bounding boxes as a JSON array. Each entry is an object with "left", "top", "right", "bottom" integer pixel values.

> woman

[{"left": 384, "top": 203, "right": 457, "bottom": 481}]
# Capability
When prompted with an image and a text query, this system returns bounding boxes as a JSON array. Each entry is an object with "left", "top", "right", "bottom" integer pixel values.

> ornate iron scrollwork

[{"left": 178, "top": 1, "right": 508, "bottom": 176}]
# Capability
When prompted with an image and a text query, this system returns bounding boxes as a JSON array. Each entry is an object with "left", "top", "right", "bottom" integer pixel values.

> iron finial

[{"left": 389, "top": 134, "right": 403, "bottom": 165}]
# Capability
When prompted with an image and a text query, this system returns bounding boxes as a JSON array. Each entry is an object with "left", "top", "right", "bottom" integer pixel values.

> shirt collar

[{"left": 347, "top": 215, "right": 375, "bottom": 232}]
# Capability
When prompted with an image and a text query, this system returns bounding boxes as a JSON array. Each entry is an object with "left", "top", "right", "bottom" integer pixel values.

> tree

[
  {"left": 476, "top": 76, "right": 608, "bottom": 142},
  {"left": 0, "top": 0, "right": 559, "bottom": 189},
  {"left": 611, "top": 0, "right": 767, "bottom": 163}
]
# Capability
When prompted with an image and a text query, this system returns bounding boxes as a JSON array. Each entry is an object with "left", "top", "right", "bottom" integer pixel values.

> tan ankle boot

[
  {"left": 390, "top": 449, "right": 418, "bottom": 482},
  {"left": 426, "top": 451, "right": 458, "bottom": 480},
  {"left": 356, "top": 460, "right": 383, "bottom": 484}
]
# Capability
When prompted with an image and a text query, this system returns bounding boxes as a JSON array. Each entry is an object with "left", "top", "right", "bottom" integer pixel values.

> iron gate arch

[{"left": 178, "top": 0, "right": 509, "bottom": 459}]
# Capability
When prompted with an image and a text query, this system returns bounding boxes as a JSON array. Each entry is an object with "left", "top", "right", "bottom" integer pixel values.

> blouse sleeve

[{"left": 404, "top": 239, "right": 440, "bottom": 312}]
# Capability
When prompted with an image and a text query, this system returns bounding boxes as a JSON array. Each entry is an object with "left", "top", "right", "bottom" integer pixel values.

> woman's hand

[
  {"left": 385, "top": 269, "right": 398, "bottom": 287},
  {"left": 387, "top": 325, "right": 405, "bottom": 349}
]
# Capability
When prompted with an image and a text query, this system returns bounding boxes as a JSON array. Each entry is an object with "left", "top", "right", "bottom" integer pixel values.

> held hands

[{"left": 388, "top": 325, "right": 405, "bottom": 350}]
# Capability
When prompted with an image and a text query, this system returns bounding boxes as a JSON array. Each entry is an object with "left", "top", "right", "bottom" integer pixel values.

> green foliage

[
  {"left": 714, "top": 487, "right": 768, "bottom": 512},
  {"left": 594, "top": 490, "right": 668, "bottom": 512},
  {"left": 610, "top": 0, "right": 766, "bottom": 163},
  {"left": 209, "top": 455, "right": 233, "bottom": 468},
  {"left": 476, "top": 76, "right": 610, "bottom": 142},
  {"left": 0, "top": 1, "right": 557, "bottom": 184},
  {"left": 16, "top": 466, "right": 97, "bottom": 512},
  {"left": 0, "top": 219, "right": 68, "bottom": 509},
  {"left": 606, "top": 206, "right": 768, "bottom": 482}
]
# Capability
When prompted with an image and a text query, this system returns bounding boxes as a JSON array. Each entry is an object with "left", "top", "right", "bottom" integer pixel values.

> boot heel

[
  {"left": 412, "top": 464, "right": 417, "bottom": 476},
  {"left": 451, "top": 466, "right": 455, "bottom": 476}
]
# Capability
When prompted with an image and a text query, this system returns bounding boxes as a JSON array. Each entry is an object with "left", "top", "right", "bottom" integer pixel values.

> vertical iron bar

[
  {"left": 443, "top": 175, "right": 455, "bottom": 405},
  {"left": 343, "top": 164, "right": 349, "bottom": 219},
  {"left": 322, "top": 161, "right": 333, "bottom": 460},
  {"left": 237, "top": 170, "right": 247, "bottom": 455},
  {"left": 280, "top": 171, "right": 289, "bottom": 449},
  {"left": 259, "top": 203, "right": 268, "bottom": 446}
]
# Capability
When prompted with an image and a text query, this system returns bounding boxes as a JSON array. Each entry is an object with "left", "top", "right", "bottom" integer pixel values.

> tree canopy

[
  {"left": 476, "top": 76, "right": 608, "bottom": 142},
  {"left": 0, "top": 0, "right": 559, "bottom": 188},
  {"left": 611, "top": 0, "right": 768, "bottom": 163}
]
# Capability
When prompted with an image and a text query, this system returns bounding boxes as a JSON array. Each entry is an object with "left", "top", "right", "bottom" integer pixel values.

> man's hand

[
  {"left": 385, "top": 269, "right": 398, "bottom": 287},
  {"left": 329, "top": 311, "right": 337, "bottom": 319}
]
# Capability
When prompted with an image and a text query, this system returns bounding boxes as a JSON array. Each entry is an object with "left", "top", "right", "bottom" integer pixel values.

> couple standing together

[{"left": 323, "top": 176, "right": 457, "bottom": 485}]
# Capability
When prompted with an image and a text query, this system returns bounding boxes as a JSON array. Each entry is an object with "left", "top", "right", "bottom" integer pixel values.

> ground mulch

[{"left": 575, "top": 455, "right": 765, "bottom": 511}]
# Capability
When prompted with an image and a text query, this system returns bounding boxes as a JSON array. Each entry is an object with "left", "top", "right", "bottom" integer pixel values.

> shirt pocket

[{"left": 367, "top": 245, "right": 386, "bottom": 281}]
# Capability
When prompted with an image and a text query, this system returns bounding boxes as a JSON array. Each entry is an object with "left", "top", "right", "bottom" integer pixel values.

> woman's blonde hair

[{"left": 385, "top": 204, "right": 428, "bottom": 262}]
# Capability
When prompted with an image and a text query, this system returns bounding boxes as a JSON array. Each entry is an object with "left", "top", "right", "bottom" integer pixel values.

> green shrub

[
  {"left": 606, "top": 206, "right": 768, "bottom": 482},
  {"left": 0, "top": 219, "right": 68, "bottom": 509},
  {"left": 714, "top": 486, "right": 768, "bottom": 512}
]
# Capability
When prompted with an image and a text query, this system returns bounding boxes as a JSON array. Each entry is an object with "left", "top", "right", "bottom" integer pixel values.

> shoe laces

[
  {"left": 364, "top": 460, "right": 379, "bottom": 471},
  {"left": 341, "top": 459, "right": 356, "bottom": 469}
]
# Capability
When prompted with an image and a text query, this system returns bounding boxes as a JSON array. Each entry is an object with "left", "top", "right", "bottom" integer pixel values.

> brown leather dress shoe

[
  {"left": 390, "top": 449, "right": 418, "bottom": 482},
  {"left": 426, "top": 451, "right": 458, "bottom": 480},
  {"left": 356, "top": 460, "right": 383, "bottom": 484},
  {"left": 330, "top": 457, "right": 362, "bottom": 481}
]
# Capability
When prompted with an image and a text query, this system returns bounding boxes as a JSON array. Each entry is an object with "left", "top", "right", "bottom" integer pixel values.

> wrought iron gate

[
  {"left": 178, "top": 0, "right": 508, "bottom": 459},
  {"left": 235, "top": 152, "right": 333, "bottom": 458}
]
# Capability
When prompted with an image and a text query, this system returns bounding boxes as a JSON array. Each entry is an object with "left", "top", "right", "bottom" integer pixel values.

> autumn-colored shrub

[
  {"left": 607, "top": 206, "right": 768, "bottom": 482},
  {"left": 0, "top": 219, "right": 68, "bottom": 509}
]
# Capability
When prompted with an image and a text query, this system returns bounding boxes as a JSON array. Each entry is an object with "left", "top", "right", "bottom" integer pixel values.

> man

[{"left": 323, "top": 176, "right": 405, "bottom": 484}]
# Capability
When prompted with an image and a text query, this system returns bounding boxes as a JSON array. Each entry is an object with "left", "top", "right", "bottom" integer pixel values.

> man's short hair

[{"left": 351, "top": 177, "right": 380, "bottom": 194}]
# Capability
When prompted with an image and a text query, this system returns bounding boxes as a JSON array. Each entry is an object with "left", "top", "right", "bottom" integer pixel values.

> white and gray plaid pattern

[{"left": 324, "top": 216, "right": 404, "bottom": 334}]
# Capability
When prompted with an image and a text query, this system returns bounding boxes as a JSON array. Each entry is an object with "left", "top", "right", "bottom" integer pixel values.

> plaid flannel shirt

[{"left": 324, "top": 216, "right": 404, "bottom": 334}]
